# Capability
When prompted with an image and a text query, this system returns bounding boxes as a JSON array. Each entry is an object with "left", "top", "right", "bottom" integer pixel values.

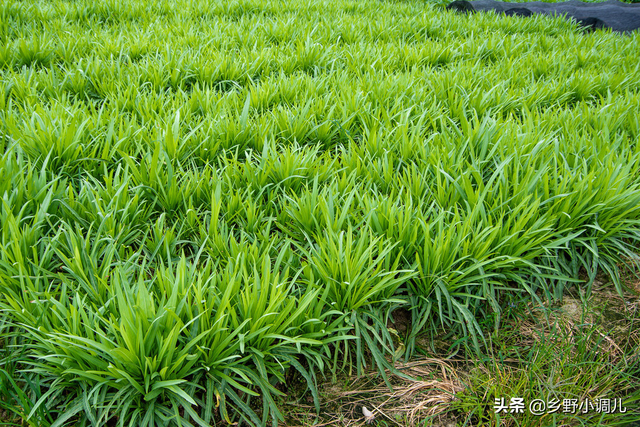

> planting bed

[{"left": 1, "top": 0, "right": 639, "bottom": 425}]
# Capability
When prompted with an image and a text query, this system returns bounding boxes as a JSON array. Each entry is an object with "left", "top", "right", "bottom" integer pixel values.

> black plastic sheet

[{"left": 446, "top": 0, "right": 640, "bottom": 33}]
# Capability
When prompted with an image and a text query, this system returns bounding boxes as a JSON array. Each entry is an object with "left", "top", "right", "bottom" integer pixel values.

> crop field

[{"left": 1, "top": 0, "right": 640, "bottom": 425}]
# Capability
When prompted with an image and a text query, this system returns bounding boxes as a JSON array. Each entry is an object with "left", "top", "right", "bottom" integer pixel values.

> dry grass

[
  {"left": 285, "top": 358, "right": 464, "bottom": 426},
  {"left": 515, "top": 276, "right": 640, "bottom": 363},
  {"left": 283, "top": 272, "right": 640, "bottom": 427}
]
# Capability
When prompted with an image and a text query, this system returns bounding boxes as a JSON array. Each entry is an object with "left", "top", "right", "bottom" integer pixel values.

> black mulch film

[{"left": 446, "top": 0, "right": 640, "bottom": 33}]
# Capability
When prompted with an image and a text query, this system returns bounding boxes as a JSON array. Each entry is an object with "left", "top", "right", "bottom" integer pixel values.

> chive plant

[{"left": 1, "top": 0, "right": 640, "bottom": 424}]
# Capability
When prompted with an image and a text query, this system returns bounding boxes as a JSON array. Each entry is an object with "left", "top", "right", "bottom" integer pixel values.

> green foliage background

[{"left": 1, "top": 0, "right": 639, "bottom": 425}]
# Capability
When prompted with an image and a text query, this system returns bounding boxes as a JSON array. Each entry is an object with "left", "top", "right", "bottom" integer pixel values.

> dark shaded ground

[{"left": 446, "top": 0, "right": 640, "bottom": 33}]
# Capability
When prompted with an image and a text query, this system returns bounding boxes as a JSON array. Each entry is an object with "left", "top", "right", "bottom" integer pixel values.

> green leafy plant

[{"left": 1, "top": 0, "right": 640, "bottom": 424}]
